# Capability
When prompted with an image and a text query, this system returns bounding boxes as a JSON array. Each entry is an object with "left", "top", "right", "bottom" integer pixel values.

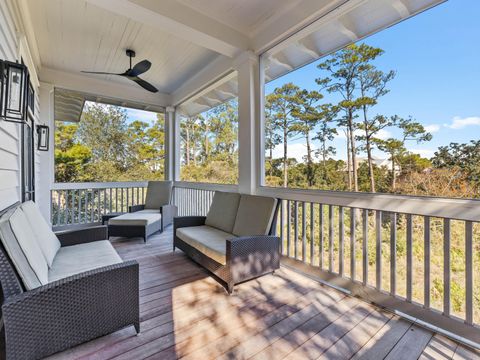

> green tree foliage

[
  {"left": 432, "top": 140, "right": 480, "bottom": 194},
  {"left": 317, "top": 44, "right": 370, "bottom": 191},
  {"left": 180, "top": 99, "right": 238, "bottom": 184},
  {"left": 55, "top": 122, "right": 92, "bottom": 182},
  {"left": 262, "top": 42, "right": 468, "bottom": 200},
  {"left": 291, "top": 90, "right": 325, "bottom": 186},
  {"left": 266, "top": 83, "right": 303, "bottom": 187},
  {"left": 313, "top": 104, "right": 338, "bottom": 184},
  {"left": 55, "top": 103, "right": 165, "bottom": 182},
  {"left": 77, "top": 103, "right": 129, "bottom": 164}
]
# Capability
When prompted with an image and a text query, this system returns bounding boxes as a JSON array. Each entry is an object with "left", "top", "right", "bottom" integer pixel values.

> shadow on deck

[{"left": 46, "top": 227, "right": 479, "bottom": 360}]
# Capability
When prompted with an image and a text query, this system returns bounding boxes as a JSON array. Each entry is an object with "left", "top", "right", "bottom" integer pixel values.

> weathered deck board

[
  {"left": 420, "top": 334, "right": 458, "bottom": 360},
  {"left": 46, "top": 228, "right": 480, "bottom": 360}
]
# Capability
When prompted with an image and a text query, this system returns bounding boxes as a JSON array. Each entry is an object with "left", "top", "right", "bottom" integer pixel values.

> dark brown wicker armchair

[
  {"left": 0, "top": 204, "right": 139, "bottom": 360},
  {"left": 173, "top": 192, "right": 280, "bottom": 294}
]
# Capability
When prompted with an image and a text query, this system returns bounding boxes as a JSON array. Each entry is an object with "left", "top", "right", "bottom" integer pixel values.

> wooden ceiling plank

[{"left": 86, "top": 0, "right": 249, "bottom": 57}]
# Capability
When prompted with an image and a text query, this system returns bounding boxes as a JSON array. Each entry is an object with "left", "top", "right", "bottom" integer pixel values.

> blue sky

[
  {"left": 125, "top": 108, "right": 159, "bottom": 125},
  {"left": 266, "top": 0, "right": 480, "bottom": 162}
]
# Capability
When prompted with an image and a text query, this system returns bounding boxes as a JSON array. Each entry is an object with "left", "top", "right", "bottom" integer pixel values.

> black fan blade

[
  {"left": 129, "top": 60, "right": 151, "bottom": 77},
  {"left": 81, "top": 70, "right": 124, "bottom": 76},
  {"left": 131, "top": 77, "right": 158, "bottom": 93}
]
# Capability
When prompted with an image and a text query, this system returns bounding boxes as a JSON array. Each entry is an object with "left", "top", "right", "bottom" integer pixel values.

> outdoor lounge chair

[
  {"left": 108, "top": 181, "right": 177, "bottom": 242},
  {"left": 0, "top": 201, "right": 139, "bottom": 360},
  {"left": 173, "top": 191, "right": 280, "bottom": 294}
]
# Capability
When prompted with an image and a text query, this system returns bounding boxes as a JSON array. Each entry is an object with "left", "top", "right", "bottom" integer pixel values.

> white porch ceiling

[
  {"left": 263, "top": 0, "right": 446, "bottom": 82},
  {"left": 26, "top": 0, "right": 219, "bottom": 94},
  {"left": 175, "top": 0, "right": 302, "bottom": 37},
  {"left": 23, "top": 0, "right": 445, "bottom": 110}
]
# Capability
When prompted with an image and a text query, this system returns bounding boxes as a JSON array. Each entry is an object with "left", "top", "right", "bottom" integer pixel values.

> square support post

[
  {"left": 234, "top": 51, "right": 260, "bottom": 195},
  {"left": 164, "top": 106, "right": 176, "bottom": 181},
  {"left": 37, "top": 82, "right": 55, "bottom": 223},
  {"left": 173, "top": 110, "right": 182, "bottom": 182}
]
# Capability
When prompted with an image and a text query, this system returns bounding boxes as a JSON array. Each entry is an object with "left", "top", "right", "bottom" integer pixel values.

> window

[
  {"left": 262, "top": 0, "right": 479, "bottom": 199},
  {"left": 54, "top": 100, "right": 165, "bottom": 182},
  {"left": 178, "top": 73, "right": 238, "bottom": 184}
]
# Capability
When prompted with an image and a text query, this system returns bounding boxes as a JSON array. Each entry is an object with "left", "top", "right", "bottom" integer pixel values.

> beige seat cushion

[
  {"left": 21, "top": 201, "right": 61, "bottom": 268},
  {"left": 0, "top": 207, "right": 44, "bottom": 289},
  {"left": 233, "top": 195, "right": 278, "bottom": 237},
  {"left": 205, "top": 191, "right": 241, "bottom": 233},
  {"left": 145, "top": 181, "right": 172, "bottom": 209},
  {"left": 9, "top": 208, "right": 49, "bottom": 287},
  {"left": 49, "top": 240, "right": 122, "bottom": 282},
  {"left": 176, "top": 225, "right": 235, "bottom": 265},
  {"left": 108, "top": 210, "right": 161, "bottom": 226},
  {"left": 135, "top": 209, "right": 160, "bottom": 214}
]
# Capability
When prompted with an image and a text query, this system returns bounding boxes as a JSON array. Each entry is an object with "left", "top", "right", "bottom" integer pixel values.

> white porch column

[
  {"left": 164, "top": 106, "right": 175, "bottom": 181},
  {"left": 235, "top": 51, "right": 260, "bottom": 195},
  {"left": 37, "top": 82, "right": 55, "bottom": 223},
  {"left": 173, "top": 111, "right": 182, "bottom": 181}
]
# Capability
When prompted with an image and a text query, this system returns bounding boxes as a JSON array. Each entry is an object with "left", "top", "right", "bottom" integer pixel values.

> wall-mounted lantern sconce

[
  {"left": 0, "top": 60, "right": 29, "bottom": 124},
  {"left": 37, "top": 125, "right": 49, "bottom": 151}
]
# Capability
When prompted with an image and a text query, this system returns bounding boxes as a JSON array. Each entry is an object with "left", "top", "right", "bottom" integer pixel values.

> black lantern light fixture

[
  {"left": 37, "top": 125, "right": 49, "bottom": 151},
  {"left": 0, "top": 60, "right": 29, "bottom": 124}
]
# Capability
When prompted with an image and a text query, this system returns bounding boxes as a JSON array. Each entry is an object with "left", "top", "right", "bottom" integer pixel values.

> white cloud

[
  {"left": 409, "top": 149, "right": 435, "bottom": 159},
  {"left": 445, "top": 116, "right": 480, "bottom": 129},
  {"left": 271, "top": 143, "right": 318, "bottom": 163},
  {"left": 424, "top": 124, "right": 440, "bottom": 133}
]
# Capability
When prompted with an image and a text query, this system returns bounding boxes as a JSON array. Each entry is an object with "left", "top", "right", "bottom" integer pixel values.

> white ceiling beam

[
  {"left": 191, "top": 99, "right": 212, "bottom": 108},
  {"left": 172, "top": 55, "right": 234, "bottom": 106},
  {"left": 202, "top": 95, "right": 223, "bottom": 107},
  {"left": 296, "top": 39, "right": 322, "bottom": 59},
  {"left": 337, "top": 16, "right": 359, "bottom": 41},
  {"left": 253, "top": 0, "right": 349, "bottom": 53},
  {"left": 39, "top": 67, "right": 171, "bottom": 108},
  {"left": 260, "top": 0, "right": 369, "bottom": 58},
  {"left": 391, "top": 0, "right": 411, "bottom": 18},
  {"left": 269, "top": 55, "right": 294, "bottom": 71},
  {"left": 215, "top": 85, "right": 236, "bottom": 98},
  {"left": 86, "top": 0, "right": 249, "bottom": 58},
  {"left": 211, "top": 90, "right": 228, "bottom": 102}
]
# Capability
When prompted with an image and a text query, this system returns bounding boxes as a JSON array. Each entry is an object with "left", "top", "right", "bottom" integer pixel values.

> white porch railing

[
  {"left": 51, "top": 182, "right": 148, "bottom": 228},
  {"left": 50, "top": 181, "right": 237, "bottom": 226},
  {"left": 176, "top": 184, "right": 480, "bottom": 345},
  {"left": 50, "top": 181, "right": 480, "bottom": 345},
  {"left": 173, "top": 181, "right": 238, "bottom": 216}
]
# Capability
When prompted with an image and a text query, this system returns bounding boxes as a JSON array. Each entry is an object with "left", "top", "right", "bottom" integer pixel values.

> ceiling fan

[{"left": 81, "top": 49, "right": 158, "bottom": 93}]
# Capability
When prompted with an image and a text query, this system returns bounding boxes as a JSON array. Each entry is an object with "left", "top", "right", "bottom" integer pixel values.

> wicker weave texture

[
  {"left": 0, "top": 203, "right": 140, "bottom": 360},
  {"left": 2, "top": 261, "right": 139, "bottom": 360},
  {"left": 173, "top": 215, "right": 280, "bottom": 293}
]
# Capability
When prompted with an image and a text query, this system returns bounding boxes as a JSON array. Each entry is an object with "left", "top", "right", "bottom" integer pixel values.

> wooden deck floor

[{"left": 47, "top": 228, "right": 479, "bottom": 360}]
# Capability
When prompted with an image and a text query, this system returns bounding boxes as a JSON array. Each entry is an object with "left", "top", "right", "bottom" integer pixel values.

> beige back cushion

[
  {"left": 9, "top": 208, "right": 49, "bottom": 288},
  {"left": 205, "top": 191, "right": 241, "bottom": 233},
  {"left": 232, "top": 195, "right": 278, "bottom": 237},
  {"left": 0, "top": 207, "right": 43, "bottom": 289},
  {"left": 21, "top": 201, "right": 61, "bottom": 268},
  {"left": 145, "top": 181, "right": 172, "bottom": 209}
]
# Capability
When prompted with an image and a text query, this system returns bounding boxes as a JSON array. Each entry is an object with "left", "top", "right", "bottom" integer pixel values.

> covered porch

[{"left": 1, "top": 0, "right": 480, "bottom": 358}]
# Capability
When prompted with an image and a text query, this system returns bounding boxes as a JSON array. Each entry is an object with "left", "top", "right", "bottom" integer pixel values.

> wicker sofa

[
  {"left": 108, "top": 181, "right": 177, "bottom": 242},
  {"left": 0, "top": 201, "right": 139, "bottom": 360},
  {"left": 174, "top": 191, "right": 280, "bottom": 293}
]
